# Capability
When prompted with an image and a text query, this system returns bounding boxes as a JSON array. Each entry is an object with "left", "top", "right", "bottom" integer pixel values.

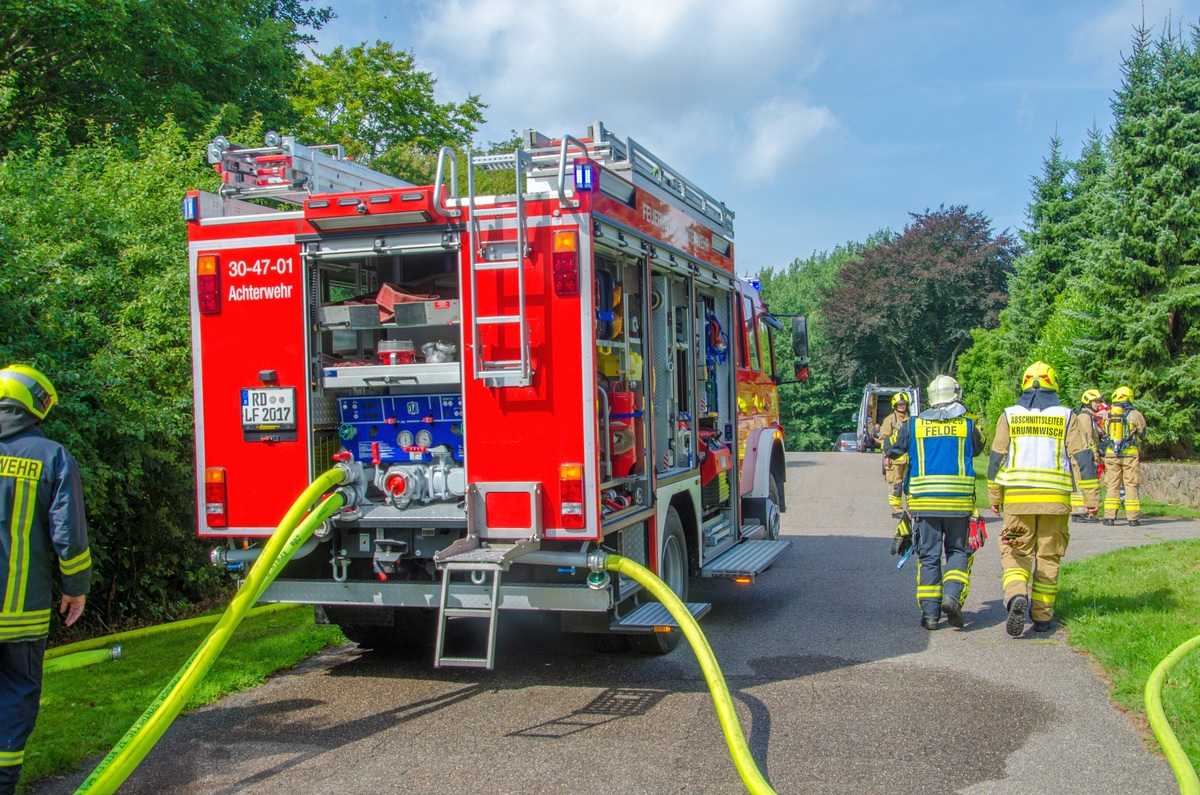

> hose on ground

[
  {"left": 1145, "top": 631, "right": 1200, "bottom": 795},
  {"left": 75, "top": 467, "right": 347, "bottom": 794},
  {"left": 604, "top": 554, "right": 775, "bottom": 795},
  {"left": 44, "top": 647, "right": 120, "bottom": 674}
]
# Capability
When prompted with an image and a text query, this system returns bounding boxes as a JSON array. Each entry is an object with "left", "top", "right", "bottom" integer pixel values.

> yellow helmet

[
  {"left": 1112, "top": 385, "right": 1134, "bottom": 402},
  {"left": 0, "top": 364, "right": 57, "bottom": 420},
  {"left": 1081, "top": 388, "right": 1102, "bottom": 405},
  {"left": 891, "top": 392, "right": 909, "bottom": 409},
  {"left": 1021, "top": 361, "right": 1058, "bottom": 392}
]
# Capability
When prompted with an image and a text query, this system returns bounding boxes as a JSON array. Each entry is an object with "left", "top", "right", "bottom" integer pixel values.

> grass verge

[
  {"left": 21, "top": 605, "right": 345, "bottom": 790},
  {"left": 1056, "top": 539, "right": 1200, "bottom": 770}
]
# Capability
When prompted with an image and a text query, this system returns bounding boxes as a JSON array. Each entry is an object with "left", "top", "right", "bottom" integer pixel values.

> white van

[{"left": 854, "top": 383, "right": 921, "bottom": 452}]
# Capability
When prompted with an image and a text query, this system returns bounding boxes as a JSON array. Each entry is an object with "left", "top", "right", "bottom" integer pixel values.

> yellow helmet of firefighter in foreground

[
  {"left": 1081, "top": 388, "right": 1103, "bottom": 405},
  {"left": 1021, "top": 361, "right": 1058, "bottom": 392},
  {"left": 891, "top": 392, "right": 909, "bottom": 409},
  {"left": 0, "top": 364, "right": 58, "bottom": 420},
  {"left": 1112, "top": 385, "right": 1134, "bottom": 403}
]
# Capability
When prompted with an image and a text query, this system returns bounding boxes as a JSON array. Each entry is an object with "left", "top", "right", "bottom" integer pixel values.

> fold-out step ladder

[
  {"left": 699, "top": 539, "right": 792, "bottom": 582},
  {"left": 434, "top": 548, "right": 505, "bottom": 670}
]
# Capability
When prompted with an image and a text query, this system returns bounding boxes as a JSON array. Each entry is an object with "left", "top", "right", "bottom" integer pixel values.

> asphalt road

[{"left": 37, "top": 452, "right": 1197, "bottom": 794}]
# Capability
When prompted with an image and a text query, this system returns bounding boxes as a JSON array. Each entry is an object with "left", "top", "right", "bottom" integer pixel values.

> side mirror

[
  {"left": 791, "top": 316, "right": 809, "bottom": 381},
  {"left": 852, "top": 412, "right": 860, "bottom": 424}
]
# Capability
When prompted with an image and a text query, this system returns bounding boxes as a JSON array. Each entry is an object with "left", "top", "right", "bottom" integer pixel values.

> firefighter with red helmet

[
  {"left": 988, "top": 362, "right": 1099, "bottom": 637},
  {"left": 876, "top": 392, "right": 911, "bottom": 517},
  {"left": 1101, "top": 386, "right": 1148, "bottom": 526},
  {"left": 0, "top": 365, "right": 91, "bottom": 794},
  {"left": 1070, "top": 389, "right": 1104, "bottom": 523}
]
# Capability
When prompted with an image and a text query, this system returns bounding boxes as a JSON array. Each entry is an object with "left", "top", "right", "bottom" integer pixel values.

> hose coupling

[{"left": 586, "top": 549, "right": 609, "bottom": 573}]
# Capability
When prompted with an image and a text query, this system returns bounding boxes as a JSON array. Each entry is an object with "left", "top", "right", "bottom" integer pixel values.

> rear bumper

[{"left": 261, "top": 579, "right": 615, "bottom": 612}]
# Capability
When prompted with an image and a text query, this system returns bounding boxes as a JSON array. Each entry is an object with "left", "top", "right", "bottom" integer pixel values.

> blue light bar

[
  {"left": 182, "top": 195, "right": 199, "bottom": 221},
  {"left": 747, "top": 278, "right": 762, "bottom": 291},
  {"left": 574, "top": 160, "right": 594, "bottom": 192}
]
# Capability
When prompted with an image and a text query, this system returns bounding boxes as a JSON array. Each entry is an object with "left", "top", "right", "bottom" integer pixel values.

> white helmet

[{"left": 928, "top": 375, "right": 962, "bottom": 408}]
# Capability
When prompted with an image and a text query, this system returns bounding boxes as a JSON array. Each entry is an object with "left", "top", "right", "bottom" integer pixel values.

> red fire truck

[{"left": 187, "top": 123, "right": 807, "bottom": 668}]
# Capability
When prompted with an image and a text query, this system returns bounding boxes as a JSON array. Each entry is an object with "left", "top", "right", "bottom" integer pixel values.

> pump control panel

[{"left": 337, "top": 394, "right": 464, "bottom": 465}]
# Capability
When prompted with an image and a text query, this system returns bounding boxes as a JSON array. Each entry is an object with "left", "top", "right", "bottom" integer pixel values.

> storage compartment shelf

[
  {"left": 318, "top": 299, "right": 460, "bottom": 330},
  {"left": 322, "top": 362, "right": 461, "bottom": 389}
]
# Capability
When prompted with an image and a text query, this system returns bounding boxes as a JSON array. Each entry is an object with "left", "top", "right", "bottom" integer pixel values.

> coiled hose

[
  {"left": 604, "top": 554, "right": 776, "bottom": 795},
  {"left": 75, "top": 467, "right": 348, "bottom": 794},
  {"left": 1145, "top": 631, "right": 1200, "bottom": 794}
]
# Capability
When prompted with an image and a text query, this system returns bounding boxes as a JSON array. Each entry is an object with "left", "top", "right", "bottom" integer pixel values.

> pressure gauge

[
  {"left": 397, "top": 430, "right": 413, "bottom": 446},
  {"left": 416, "top": 430, "right": 433, "bottom": 448}
]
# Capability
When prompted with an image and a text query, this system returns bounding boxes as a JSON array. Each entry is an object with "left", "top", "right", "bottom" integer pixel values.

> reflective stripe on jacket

[{"left": 1, "top": 426, "right": 90, "bottom": 642}]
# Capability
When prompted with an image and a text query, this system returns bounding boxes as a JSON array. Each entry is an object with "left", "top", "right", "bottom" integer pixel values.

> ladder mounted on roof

[{"left": 206, "top": 131, "right": 412, "bottom": 205}]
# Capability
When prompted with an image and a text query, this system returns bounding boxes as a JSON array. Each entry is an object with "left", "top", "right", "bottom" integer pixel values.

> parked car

[{"left": 832, "top": 432, "right": 859, "bottom": 452}]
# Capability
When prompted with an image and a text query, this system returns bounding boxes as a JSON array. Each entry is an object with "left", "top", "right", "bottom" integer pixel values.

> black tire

[
  {"left": 766, "top": 473, "right": 783, "bottom": 540},
  {"left": 631, "top": 507, "right": 687, "bottom": 655}
]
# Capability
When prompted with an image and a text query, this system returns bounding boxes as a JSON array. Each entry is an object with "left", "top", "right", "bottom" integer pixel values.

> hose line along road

[{"left": 36, "top": 452, "right": 1198, "bottom": 794}]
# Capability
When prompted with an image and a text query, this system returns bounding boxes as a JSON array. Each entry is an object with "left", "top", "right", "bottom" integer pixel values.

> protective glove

[
  {"left": 891, "top": 514, "right": 913, "bottom": 556},
  {"left": 969, "top": 514, "right": 987, "bottom": 551}
]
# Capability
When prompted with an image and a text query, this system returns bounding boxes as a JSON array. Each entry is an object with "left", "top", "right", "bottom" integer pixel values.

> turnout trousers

[
  {"left": 913, "top": 516, "right": 972, "bottom": 620},
  {"left": 1103, "top": 455, "right": 1141, "bottom": 521},
  {"left": 885, "top": 460, "right": 908, "bottom": 513},
  {"left": 1000, "top": 513, "right": 1069, "bottom": 623},
  {"left": 0, "top": 639, "right": 46, "bottom": 794}
]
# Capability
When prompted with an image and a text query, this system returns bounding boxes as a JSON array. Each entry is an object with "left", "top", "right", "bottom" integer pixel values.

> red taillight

[
  {"left": 560, "top": 463, "right": 585, "bottom": 529},
  {"left": 205, "top": 467, "right": 227, "bottom": 528},
  {"left": 197, "top": 254, "right": 221, "bottom": 315},
  {"left": 552, "top": 230, "right": 579, "bottom": 296}
]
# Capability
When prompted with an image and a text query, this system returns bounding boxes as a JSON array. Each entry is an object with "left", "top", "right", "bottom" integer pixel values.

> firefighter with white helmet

[
  {"left": 0, "top": 365, "right": 91, "bottom": 794},
  {"left": 877, "top": 391, "right": 911, "bottom": 517},
  {"left": 886, "top": 375, "right": 984, "bottom": 630},
  {"left": 1070, "top": 389, "right": 1105, "bottom": 522},
  {"left": 988, "top": 362, "right": 1099, "bottom": 636},
  {"left": 1101, "top": 385, "right": 1148, "bottom": 526}
]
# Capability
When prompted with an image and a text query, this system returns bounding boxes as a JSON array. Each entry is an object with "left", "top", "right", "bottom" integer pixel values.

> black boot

[
  {"left": 1033, "top": 620, "right": 1052, "bottom": 632},
  {"left": 921, "top": 616, "right": 939, "bottom": 630},
  {"left": 1006, "top": 595, "right": 1028, "bottom": 637},
  {"left": 1130, "top": 519, "right": 1141, "bottom": 527},
  {"left": 940, "top": 597, "right": 964, "bottom": 628},
  {"left": 1102, "top": 519, "right": 1115, "bottom": 526}
]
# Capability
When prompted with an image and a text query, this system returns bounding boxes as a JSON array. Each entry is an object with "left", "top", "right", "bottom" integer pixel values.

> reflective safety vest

[
  {"left": 994, "top": 405, "right": 1073, "bottom": 502},
  {"left": 906, "top": 416, "right": 976, "bottom": 514}
]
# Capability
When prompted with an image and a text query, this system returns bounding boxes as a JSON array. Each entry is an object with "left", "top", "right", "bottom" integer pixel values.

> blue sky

[{"left": 309, "top": 0, "right": 1197, "bottom": 275}]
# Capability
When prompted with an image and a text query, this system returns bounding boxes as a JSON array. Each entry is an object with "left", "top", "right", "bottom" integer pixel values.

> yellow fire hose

[
  {"left": 75, "top": 467, "right": 347, "bottom": 794},
  {"left": 604, "top": 554, "right": 776, "bottom": 795},
  {"left": 45, "top": 604, "right": 303, "bottom": 662},
  {"left": 1145, "top": 631, "right": 1200, "bottom": 795},
  {"left": 44, "top": 647, "right": 121, "bottom": 674}
]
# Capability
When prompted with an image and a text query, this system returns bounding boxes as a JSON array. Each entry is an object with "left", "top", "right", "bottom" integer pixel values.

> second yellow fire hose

[
  {"left": 605, "top": 554, "right": 776, "bottom": 795},
  {"left": 1145, "top": 631, "right": 1200, "bottom": 795}
]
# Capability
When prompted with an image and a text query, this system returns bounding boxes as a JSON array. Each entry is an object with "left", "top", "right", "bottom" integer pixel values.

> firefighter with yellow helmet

[
  {"left": 1101, "top": 385, "right": 1148, "bottom": 526},
  {"left": 0, "top": 365, "right": 91, "bottom": 794},
  {"left": 1070, "top": 389, "right": 1105, "bottom": 522},
  {"left": 876, "top": 391, "right": 911, "bottom": 517},
  {"left": 987, "top": 362, "right": 1099, "bottom": 636}
]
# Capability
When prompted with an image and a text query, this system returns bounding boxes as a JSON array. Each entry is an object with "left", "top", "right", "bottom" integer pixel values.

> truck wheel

[
  {"left": 631, "top": 507, "right": 687, "bottom": 655},
  {"left": 766, "top": 473, "right": 783, "bottom": 540}
]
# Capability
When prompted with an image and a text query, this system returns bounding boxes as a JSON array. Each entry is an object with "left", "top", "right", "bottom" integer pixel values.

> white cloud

[
  {"left": 1072, "top": 0, "right": 1196, "bottom": 66},
  {"left": 738, "top": 98, "right": 838, "bottom": 182}
]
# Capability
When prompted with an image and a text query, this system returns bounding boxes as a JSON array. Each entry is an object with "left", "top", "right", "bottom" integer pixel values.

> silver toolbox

[{"left": 321, "top": 362, "right": 461, "bottom": 389}]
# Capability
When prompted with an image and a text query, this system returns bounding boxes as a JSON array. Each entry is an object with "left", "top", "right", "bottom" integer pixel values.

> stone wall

[{"left": 1139, "top": 463, "right": 1200, "bottom": 509}]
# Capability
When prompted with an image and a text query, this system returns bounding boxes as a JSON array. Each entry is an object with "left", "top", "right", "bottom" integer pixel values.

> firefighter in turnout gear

[
  {"left": 877, "top": 392, "right": 911, "bottom": 517},
  {"left": 0, "top": 365, "right": 90, "bottom": 794},
  {"left": 1101, "top": 386, "right": 1148, "bottom": 526},
  {"left": 988, "top": 362, "right": 1099, "bottom": 637},
  {"left": 1071, "top": 389, "right": 1105, "bottom": 522},
  {"left": 887, "top": 375, "right": 985, "bottom": 630}
]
